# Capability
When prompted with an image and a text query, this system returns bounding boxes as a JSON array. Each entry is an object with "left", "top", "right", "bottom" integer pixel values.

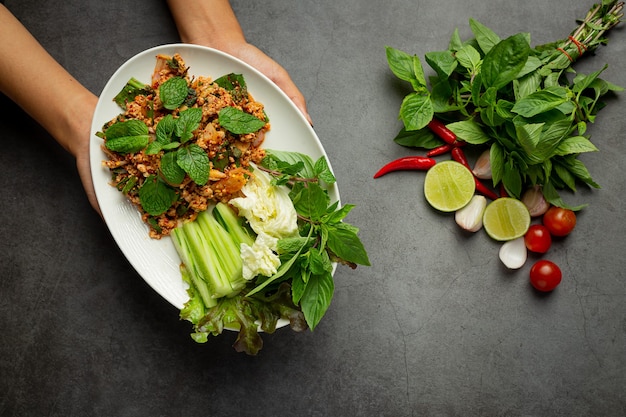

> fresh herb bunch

[
  {"left": 181, "top": 150, "right": 371, "bottom": 355},
  {"left": 386, "top": 1, "right": 624, "bottom": 209}
]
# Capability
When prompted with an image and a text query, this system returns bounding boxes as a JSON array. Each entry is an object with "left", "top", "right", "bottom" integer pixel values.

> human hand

[
  {"left": 166, "top": 0, "right": 313, "bottom": 125},
  {"left": 216, "top": 41, "right": 313, "bottom": 125},
  {"left": 63, "top": 93, "right": 102, "bottom": 216}
]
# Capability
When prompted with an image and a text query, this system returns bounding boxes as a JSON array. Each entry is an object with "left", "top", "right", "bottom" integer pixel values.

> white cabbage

[{"left": 230, "top": 166, "right": 299, "bottom": 280}]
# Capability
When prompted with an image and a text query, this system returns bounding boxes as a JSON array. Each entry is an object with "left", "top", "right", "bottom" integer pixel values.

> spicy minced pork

[{"left": 101, "top": 53, "right": 269, "bottom": 239}]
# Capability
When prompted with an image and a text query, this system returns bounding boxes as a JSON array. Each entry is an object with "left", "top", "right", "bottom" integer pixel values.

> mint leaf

[
  {"left": 218, "top": 107, "right": 266, "bottom": 134},
  {"left": 175, "top": 107, "right": 203, "bottom": 143},
  {"left": 177, "top": 144, "right": 209, "bottom": 185},
  {"left": 159, "top": 76, "right": 189, "bottom": 110},
  {"left": 138, "top": 175, "right": 177, "bottom": 216},
  {"left": 160, "top": 151, "right": 186, "bottom": 185}
]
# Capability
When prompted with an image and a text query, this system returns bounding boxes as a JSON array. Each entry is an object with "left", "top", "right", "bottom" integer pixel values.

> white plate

[{"left": 90, "top": 44, "right": 339, "bottom": 310}]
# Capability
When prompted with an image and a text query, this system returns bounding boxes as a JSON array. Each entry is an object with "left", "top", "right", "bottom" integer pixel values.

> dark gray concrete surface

[{"left": 2, "top": 1, "right": 625, "bottom": 416}]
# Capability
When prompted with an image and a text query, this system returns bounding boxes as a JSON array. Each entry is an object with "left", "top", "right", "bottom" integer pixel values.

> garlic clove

[
  {"left": 455, "top": 195, "right": 487, "bottom": 232},
  {"left": 521, "top": 185, "right": 550, "bottom": 217},
  {"left": 499, "top": 237, "right": 527, "bottom": 269},
  {"left": 472, "top": 149, "right": 492, "bottom": 179}
]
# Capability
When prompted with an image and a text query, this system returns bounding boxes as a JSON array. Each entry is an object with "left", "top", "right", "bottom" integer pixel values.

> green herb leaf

[
  {"left": 314, "top": 157, "right": 336, "bottom": 185},
  {"left": 324, "top": 222, "right": 371, "bottom": 266},
  {"left": 176, "top": 144, "right": 210, "bottom": 185},
  {"left": 425, "top": 50, "right": 458, "bottom": 78},
  {"left": 392, "top": 126, "right": 439, "bottom": 148},
  {"left": 218, "top": 107, "right": 266, "bottom": 134},
  {"left": 104, "top": 120, "right": 149, "bottom": 154},
  {"left": 159, "top": 76, "right": 189, "bottom": 110},
  {"left": 481, "top": 33, "right": 530, "bottom": 90},
  {"left": 113, "top": 77, "right": 152, "bottom": 109},
  {"left": 298, "top": 271, "right": 334, "bottom": 330},
  {"left": 160, "top": 151, "right": 186, "bottom": 185},
  {"left": 138, "top": 175, "right": 177, "bottom": 216},
  {"left": 399, "top": 92, "right": 433, "bottom": 131},
  {"left": 511, "top": 86, "right": 569, "bottom": 117},
  {"left": 385, "top": 46, "right": 427, "bottom": 90},
  {"left": 469, "top": 18, "right": 501, "bottom": 54},
  {"left": 446, "top": 120, "right": 491, "bottom": 144},
  {"left": 555, "top": 136, "right": 599, "bottom": 156},
  {"left": 290, "top": 182, "right": 330, "bottom": 222},
  {"left": 175, "top": 107, "right": 203, "bottom": 143}
]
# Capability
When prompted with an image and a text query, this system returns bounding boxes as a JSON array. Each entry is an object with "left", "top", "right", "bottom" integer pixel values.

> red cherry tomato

[
  {"left": 524, "top": 224, "right": 552, "bottom": 253},
  {"left": 543, "top": 206, "right": 576, "bottom": 237},
  {"left": 529, "top": 260, "right": 562, "bottom": 292}
]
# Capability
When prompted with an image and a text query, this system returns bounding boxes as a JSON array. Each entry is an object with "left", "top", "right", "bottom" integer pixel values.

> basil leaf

[
  {"left": 159, "top": 76, "right": 189, "bottom": 110},
  {"left": 291, "top": 182, "right": 330, "bottom": 221},
  {"left": 113, "top": 77, "right": 152, "bottom": 109},
  {"left": 299, "top": 271, "right": 334, "bottom": 330},
  {"left": 218, "top": 107, "right": 266, "bottom": 134},
  {"left": 455, "top": 44, "right": 482, "bottom": 74},
  {"left": 511, "top": 86, "right": 569, "bottom": 118},
  {"left": 104, "top": 120, "right": 149, "bottom": 154},
  {"left": 214, "top": 73, "right": 247, "bottom": 91},
  {"left": 314, "top": 157, "right": 336, "bottom": 185},
  {"left": 385, "top": 46, "right": 427, "bottom": 90},
  {"left": 469, "top": 18, "right": 501, "bottom": 55},
  {"left": 555, "top": 136, "right": 599, "bottom": 156},
  {"left": 176, "top": 144, "right": 209, "bottom": 185},
  {"left": 393, "top": 126, "right": 439, "bottom": 148},
  {"left": 324, "top": 222, "right": 371, "bottom": 266},
  {"left": 138, "top": 175, "right": 177, "bottom": 216},
  {"left": 446, "top": 120, "right": 491, "bottom": 144},
  {"left": 481, "top": 33, "right": 530, "bottom": 90},
  {"left": 399, "top": 92, "right": 433, "bottom": 131},
  {"left": 425, "top": 50, "right": 458, "bottom": 78}
]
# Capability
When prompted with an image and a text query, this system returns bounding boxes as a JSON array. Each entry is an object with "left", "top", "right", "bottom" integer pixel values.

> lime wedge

[
  {"left": 424, "top": 160, "right": 475, "bottom": 212},
  {"left": 482, "top": 198, "right": 531, "bottom": 241}
]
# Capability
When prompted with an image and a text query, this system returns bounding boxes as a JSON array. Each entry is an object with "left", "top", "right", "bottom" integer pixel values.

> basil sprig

[{"left": 386, "top": 2, "right": 624, "bottom": 209}]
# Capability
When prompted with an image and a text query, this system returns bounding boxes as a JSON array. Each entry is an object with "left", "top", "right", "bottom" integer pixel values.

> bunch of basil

[{"left": 386, "top": 1, "right": 623, "bottom": 210}]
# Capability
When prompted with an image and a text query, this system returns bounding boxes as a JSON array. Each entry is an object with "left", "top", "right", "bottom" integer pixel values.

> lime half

[
  {"left": 424, "top": 160, "right": 475, "bottom": 212},
  {"left": 482, "top": 198, "right": 531, "bottom": 241}
]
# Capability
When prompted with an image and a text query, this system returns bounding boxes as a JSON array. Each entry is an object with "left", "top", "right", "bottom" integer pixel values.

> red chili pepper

[
  {"left": 373, "top": 156, "right": 436, "bottom": 178},
  {"left": 499, "top": 183, "right": 509, "bottom": 198},
  {"left": 426, "top": 143, "right": 453, "bottom": 157},
  {"left": 450, "top": 147, "right": 470, "bottom": 169},
  {"left": 451, "top": 147, "right": 499, "bottom": 200},
  {"left": 428, "top": 118, "right": 465, "bottom": 146}
]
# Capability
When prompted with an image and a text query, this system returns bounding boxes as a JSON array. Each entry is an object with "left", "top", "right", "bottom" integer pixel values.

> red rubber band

[
  {"left": 568, "top": 36, "right": 587, "bottom": 55},
  {"left": 557, "top": 47, "right": 573, "bottom": 62}
]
